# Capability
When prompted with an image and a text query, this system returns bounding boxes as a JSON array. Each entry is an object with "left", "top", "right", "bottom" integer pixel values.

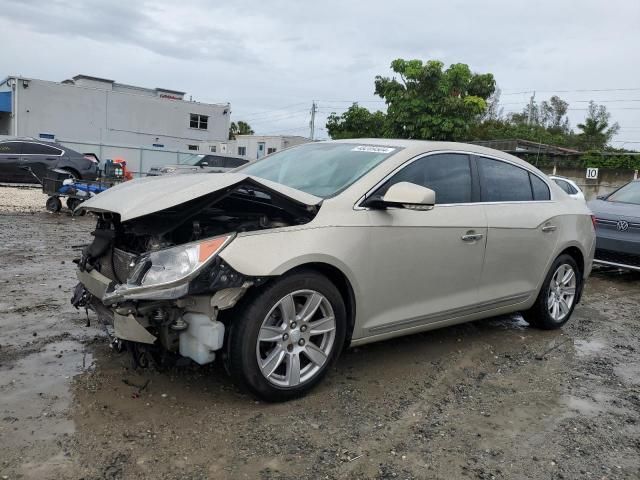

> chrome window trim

[
  {"left": 0, "top": 141, "right": 65, "bottom": 157},
  {"left": 354, "top": 149, "right": 554, "bottom": 210}
]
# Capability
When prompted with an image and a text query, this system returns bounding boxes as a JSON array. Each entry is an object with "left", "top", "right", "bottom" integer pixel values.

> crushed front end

[{"left": 70, "top": 175, "right": 319, "bottom": 366}]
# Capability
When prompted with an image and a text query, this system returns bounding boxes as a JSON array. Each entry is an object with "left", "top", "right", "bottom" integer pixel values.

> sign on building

[{"left": 586, "top": 168, "right": 599, "bottom": 180}]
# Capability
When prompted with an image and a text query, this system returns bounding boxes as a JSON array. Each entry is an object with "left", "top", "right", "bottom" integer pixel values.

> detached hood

[{"left": 79, "top": 173, "right": 322, "bottom": 222}]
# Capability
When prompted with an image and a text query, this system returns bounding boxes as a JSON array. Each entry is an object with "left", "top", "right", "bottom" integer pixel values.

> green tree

[
  {"left": 229, "top": 121, "right": 254, "bottom": 140},
  {"left": 576, "top": 102, "right": 620, "bottom": 150},
  {"left": 326, "top": 104, "right": 386, "bottom": 139},
  {"left": 375, "top": 59, "right": 495, "bottom": 140},
  {"left": 325, "top": 59, "right": 495, "bottom": 141}
]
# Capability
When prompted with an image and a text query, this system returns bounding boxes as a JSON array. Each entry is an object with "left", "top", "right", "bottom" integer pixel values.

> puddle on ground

[
  {"left": 614, "top": 362, "right": 640, "bottom": 385},
  {"left": 486, "top": 313, "right": 529, "bottom": 330},
  {"left": 563, "top": 395, "right": 605, "bottom": 416},
  {"left": 574, "top": 339, "right": 607, "bottom": 356},
  {"left": 0, "top": 339, "right": 93, "bottom": 446}
]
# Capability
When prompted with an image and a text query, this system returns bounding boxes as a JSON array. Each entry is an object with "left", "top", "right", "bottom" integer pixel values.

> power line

[
  {"left": 243, "top": 109, "right": 310, "bottom": 123},
  {"left": 501, "top": 87, "right": 640, "bottom": 95},
  {"left": 238, "top": 102, "right": 309, "bottom": 119}
]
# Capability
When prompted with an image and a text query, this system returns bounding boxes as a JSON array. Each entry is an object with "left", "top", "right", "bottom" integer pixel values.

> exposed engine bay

[{"left": 71, "top": 178, "right": 319, "bottom": 367}]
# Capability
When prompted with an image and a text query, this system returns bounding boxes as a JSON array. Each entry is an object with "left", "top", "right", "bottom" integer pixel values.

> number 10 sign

[{"left": 586, "top": 168, "right": 599, "bottom": 180}]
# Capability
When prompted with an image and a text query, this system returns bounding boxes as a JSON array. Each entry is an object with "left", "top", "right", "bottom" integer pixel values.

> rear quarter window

[{"left": 530, "top": 174, "right": 551, "bottom": 200}]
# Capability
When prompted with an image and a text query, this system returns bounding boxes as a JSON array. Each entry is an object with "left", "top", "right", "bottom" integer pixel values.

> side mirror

[
  {"left": 200, "top": 161, "right": 208, "bottom": 168},
  {"left": 364, "top": 182, "right": 436, "bottom": 210}
]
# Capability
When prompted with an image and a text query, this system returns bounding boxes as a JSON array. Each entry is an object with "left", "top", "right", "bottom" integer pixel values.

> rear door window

[
  {"left": 379, "top": 153, "right": 473, "bottom": 204},
  {"left": 0, "top": 142, "right": 23, "bottom": 155},
  {"left": 478, "top": 157, "right": 533, "bottom": 202},
  {"left": 22, "top": 143, "right": 62, "bottom": 155}
]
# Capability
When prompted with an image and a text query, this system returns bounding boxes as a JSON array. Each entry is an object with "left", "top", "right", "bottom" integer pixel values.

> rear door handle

[
  {"left": 541, "top": 225, "right": 557, "bottom": 232},
  {"left": 461, "top": 231, "right": 484, "bottom": 242}
]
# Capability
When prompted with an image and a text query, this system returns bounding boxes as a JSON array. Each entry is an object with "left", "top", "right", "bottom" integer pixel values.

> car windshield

[
  {"left": 182, "top": 154, "right": 205, "bottom": 166},
  {"left": 238, "top": 143, "right": 400, "bottom": 197},
  {"left": 607, "top": 181, "right": 640, "bottom": 205}
]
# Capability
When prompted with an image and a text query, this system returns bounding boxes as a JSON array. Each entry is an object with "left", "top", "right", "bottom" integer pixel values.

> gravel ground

[
  {"left": 0, "top": 192, "right": 639, "bottom": 480},
  {"left": 0, "top": 186, "right": 48, "bottom": 214}
]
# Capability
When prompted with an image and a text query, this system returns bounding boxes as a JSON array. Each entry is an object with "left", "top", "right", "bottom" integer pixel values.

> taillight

[{"left": 591, "top": 215, "right": 597, "bottom": 229}]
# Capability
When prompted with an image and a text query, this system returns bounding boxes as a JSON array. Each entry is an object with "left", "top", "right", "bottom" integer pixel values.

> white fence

[
  {"left": 60, "top": 140, "right": 198, "bottom": 177},
  {"left": 0, "top": 135, "right": 197, "bottom": 177}
]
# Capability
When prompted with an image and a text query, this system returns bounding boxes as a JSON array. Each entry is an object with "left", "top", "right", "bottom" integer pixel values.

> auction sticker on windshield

[{"left": 351, "top": 146, "right": 396, "bottom": 154}]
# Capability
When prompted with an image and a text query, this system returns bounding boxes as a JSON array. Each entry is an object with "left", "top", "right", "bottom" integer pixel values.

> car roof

[
  {"left": 323, "top": 138, "right": 539, "bottom": 172},
  {"left": 0, "top": 138, "right": 66, "bottom": 149}
]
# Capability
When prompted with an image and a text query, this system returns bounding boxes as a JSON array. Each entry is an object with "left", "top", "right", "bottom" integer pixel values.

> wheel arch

[
  {"left": 59, "top": 166, "right": 81, "bottom": 179},
  {"left": 278, "top": 262, "right": 357, "bottom": 348}
]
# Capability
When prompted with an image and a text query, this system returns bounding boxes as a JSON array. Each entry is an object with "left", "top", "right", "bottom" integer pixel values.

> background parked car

[
  {"left": 589, "top": 179, "right": 640, "bottom": 271},
  {"left": 549, "top": 175, "right": 585, "bottom": 201},
  {"left": 0, "top": 138, "right": 99, "bottom": 183},
  {"left": 147, "top": 153, "right": 249, "bottom": 176}
]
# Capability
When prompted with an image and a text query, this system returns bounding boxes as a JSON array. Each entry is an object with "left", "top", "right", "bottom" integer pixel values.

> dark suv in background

[{"left": 0, "top": 139, "right": 99, "bottom": 183}]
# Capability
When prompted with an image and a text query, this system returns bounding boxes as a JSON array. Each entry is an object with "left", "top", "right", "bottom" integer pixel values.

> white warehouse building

[
  {"left": 0, "top": 74, "right": 231, "bottom": 152},
  {"left": 202, "top": 135, "right": 311, "bottom": 160}
]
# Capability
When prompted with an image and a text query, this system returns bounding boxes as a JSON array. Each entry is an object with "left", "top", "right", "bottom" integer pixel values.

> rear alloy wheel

[
  {"left": 523, "top": 254, "right": 580, "bottom": 329},
  {"left": 227, "top": 271, "right": 346, "bottom": 401}
]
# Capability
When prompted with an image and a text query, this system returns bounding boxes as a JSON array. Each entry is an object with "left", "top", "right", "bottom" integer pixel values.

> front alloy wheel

[
  {"left": 226, "top": 270, "right": 346, "bottom": 402},
  {"left": 257, "top": 290, "right": 336, "bottom": 388}
]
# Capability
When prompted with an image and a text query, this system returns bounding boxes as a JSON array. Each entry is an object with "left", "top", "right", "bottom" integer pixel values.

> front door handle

[
  {"left": 461, "top": 231, "right": 484, "bottom": 242},
  {"left": 541, "top": 225, "right": 557, "bottom": 233}
]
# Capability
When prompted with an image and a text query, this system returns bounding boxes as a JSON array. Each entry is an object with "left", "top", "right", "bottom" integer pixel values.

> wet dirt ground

[{"left": 1, "top": 188, "right": 639, "bottom": 479}]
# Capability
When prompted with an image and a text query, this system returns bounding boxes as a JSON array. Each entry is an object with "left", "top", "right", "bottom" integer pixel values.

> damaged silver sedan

[{"left": 72, "top": 140, "right": 595, "bottom": 401}]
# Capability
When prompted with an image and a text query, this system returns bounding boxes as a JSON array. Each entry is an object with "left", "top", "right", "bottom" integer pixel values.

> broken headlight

[{"left": 128, "top": 234, "right": 234, "bottom": 289}]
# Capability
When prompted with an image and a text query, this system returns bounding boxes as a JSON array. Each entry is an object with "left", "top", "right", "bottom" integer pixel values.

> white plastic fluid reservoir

[{"left": 179, "top": 313, "right": 225, "bottom": 365}]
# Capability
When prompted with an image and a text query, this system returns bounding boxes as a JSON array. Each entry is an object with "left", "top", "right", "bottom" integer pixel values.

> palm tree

[
  {"left": 577, "top": 102, "right": 619, "bottom": 150},
  {"left": 229, "top": 121, "right": 255, "bottom": 140}
]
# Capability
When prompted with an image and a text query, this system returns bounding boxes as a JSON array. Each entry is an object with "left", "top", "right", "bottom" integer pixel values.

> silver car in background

[
  {"left": 147, "top": 153, "right": 248, "bottom": 176},
  {"left": 549, "top": 175, "right": 586, "bottom": 202},
  {"left": 589, "top": 180, "right": 640, "bottom": 271},
  {"left": 72, "top": 140, "right": 595, "bottom": 401}
]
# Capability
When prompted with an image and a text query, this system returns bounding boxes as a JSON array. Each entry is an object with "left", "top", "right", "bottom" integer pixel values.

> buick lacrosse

[{"left": 72, "top": 140, "right": 595, "bottom": 401}]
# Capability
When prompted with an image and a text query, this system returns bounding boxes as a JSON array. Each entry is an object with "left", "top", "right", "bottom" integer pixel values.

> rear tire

[
  {"left": 226, "top": 270, "right": 346, "bottom": 402},
  {"left": 60, "top": 168, "right": 80, "bottom": 180},
  {"left": 523, "top": 254, "right": 580, "bottom": 330}
]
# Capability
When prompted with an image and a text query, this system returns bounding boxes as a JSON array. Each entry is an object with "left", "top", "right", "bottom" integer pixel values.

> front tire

[
  {"left": 226, "top": 270, "right": 346, "bottom": 402},
  {"left": 523, "top": 254, "right": 580, "bottom": 330}
]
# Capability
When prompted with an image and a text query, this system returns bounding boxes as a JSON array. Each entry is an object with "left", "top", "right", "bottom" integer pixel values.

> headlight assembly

[{"left": 103, "top": 234, "right": 234, "bottom": 302}]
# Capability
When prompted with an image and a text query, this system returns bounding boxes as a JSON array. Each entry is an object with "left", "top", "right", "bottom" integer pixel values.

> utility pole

[
  {"left": 527, "top": 91, "right": 536, "bottom": 126},
  {"left": 309, "top": 101, "right": 317, "bottom": 140}
]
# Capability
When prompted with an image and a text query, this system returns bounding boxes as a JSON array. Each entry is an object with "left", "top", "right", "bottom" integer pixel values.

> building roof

[
  {"left": 72, "top": 74, "right": 115, "bottom": 83},
  {"left": 470, "top": 139, "right": 580, "bottom": 155}
]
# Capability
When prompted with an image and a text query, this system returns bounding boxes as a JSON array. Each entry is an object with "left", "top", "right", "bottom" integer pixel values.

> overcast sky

[{"left": 1, "top": 0, "right": 639, "bottom": 145}]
